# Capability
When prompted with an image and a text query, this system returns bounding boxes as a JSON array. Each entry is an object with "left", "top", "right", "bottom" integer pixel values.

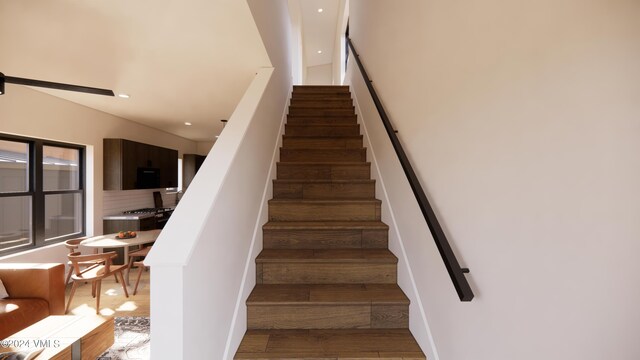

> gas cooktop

[{"left": 122, "top": 207, "right": 173, "bottom": 214}]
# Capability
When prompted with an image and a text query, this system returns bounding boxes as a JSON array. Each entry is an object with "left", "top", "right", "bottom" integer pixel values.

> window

[{"left": 0, "top": 135, "right": 85, "bottom": 254}]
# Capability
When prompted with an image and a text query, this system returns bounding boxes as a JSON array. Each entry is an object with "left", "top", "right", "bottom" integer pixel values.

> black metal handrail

[{"left": 347, "top": 38, "right": 474, "bottom": 301}]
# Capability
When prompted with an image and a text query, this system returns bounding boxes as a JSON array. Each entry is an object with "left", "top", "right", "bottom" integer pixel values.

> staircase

[{"left": 234, "top": 85, "right": 426, "bottom": 360}]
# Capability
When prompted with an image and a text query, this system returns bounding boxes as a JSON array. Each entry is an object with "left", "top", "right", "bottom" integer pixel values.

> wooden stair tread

[
  {"left": 287, "top": 114, "right": 356, "bottom": 117},
  {"left": 280, "top": 147, "right": 367, "bottom": 151},
  {"left": 287, "top": 115, "right": 357, "bottom": 120},
  {"left": 263, "top": 221, "right": 389, "bottom": 230},
  {"left": 286, "top": 121, "right": 357, "bottom": 125},
  {"left": 293, "top": 85, "right": 350, "bottom": 88},
  {"left": 247, "top": 284, "right": 409, "bottom": 305},
  {"left": 290, "top": 96, "right": 353, "bottom": 100},
  {"left": 279, "top": 148, "right": 367, "bottom": 162},
  {"left": 282, "top": 135, "right": 362, "bottom": 139},
  {"left": 269, "top": 199, "right": 381, "bottom": 204},
  {"left": 273, "top": 179, "right": 375, "bottom": 184},
  {"left": 282, "top": 135, "right": 363, "bottom": 139},
  {"left": 273, "top": 178, "right": 375, "bottom": 200},
  {"left": 256, "top": 249, "right": 397, "bottom": 263},
  {"left": 289, "top": 97, "right": 353, "bottom": 102},
  {"left": 286, "top": 123, "right": 358, "bottom": 127},
  {"left": 276, "top": 162, "right": 371, "bottom": 181},
  {"left": 278, "top": 161, "right": 369, "bottom": 165},
  {"left": 283, "top": 135, "right": 362, "bottom": 139},
  {"left": 289, "top": 109, "right": 355, "bottom": 114},
  {"left": 291, "top": 87, "right": 351, "bottom": 96},
  {"left": 235, "top": 329, "right": 425, "bottom": 359},
  {"left": 289, "top": 102, "right": 355, "bottom": 110}
]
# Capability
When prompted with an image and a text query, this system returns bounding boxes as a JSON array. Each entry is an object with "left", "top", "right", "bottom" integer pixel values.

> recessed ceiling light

[
  {"left": 317, "top": 50, "right": 323, "bottom": 54},
  {"left": 117, "top": 93, "right": 130, "bottom": 99},
  {"left": 318, "top": 8, "right": 323, "bottom": 13},
  {"left": 215, "top": 135, "right": 219, "bottom": 138},
  {"left": 184, "top": 122, "right": 192, "bottom": 126}
]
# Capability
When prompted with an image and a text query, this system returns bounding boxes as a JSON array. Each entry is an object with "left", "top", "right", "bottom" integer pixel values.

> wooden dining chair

[
  {"left": 128, "top": 245, "right": 152, "bottom": 295},
  {"left": 64, "top": 238, "right": 89, "bottom": 285},
  {"left": 65, "top": 251, "right": 129, "bottom": 314},
  {"left": 64, "top": 238, "right": 121, "bottom": 285}
]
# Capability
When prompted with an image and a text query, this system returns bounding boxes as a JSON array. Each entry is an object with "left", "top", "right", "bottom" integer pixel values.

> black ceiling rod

[{"left": 0, "top": 72, "right": 114, "bottom": 96}]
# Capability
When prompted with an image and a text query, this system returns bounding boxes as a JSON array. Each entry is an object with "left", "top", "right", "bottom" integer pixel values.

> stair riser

[
  {"left": 277, "top": 163, "right": 370, "bottom": 180},
  {"left": 273, "top": 182, "right": 375, "bottom": 200},
  {"left": 285, "top": 125, "right": 360, "bottom": 137},
  {"left": 289, "top": 108, "right": 355, "bottom": 117},
  {"left": 258, "top": 263, "right": 396, "bottom": 284},
  {"left": 247, "top": 304, "right": 408, "bottom": 329},
  {"left": 264, "top": 229, "right": 388, "bottom": 249},
  {"left": 282, "top": 137, "right": 363, "bottom": 149},
  {"left": 293, "top": 88, "right": 350, "bottom": 95},
  {"left": 280, "top": 149, "right": 366, "bottom": 163},
  {"left": 291, "top": 94, "right": 352, "bottom": 101},
  {"left": 290, "top": 100, "right": 353, "bottom": 107},
  {"left": 287, "top": 117, "right": 357, "bottom": 125},
  {"left": 269, "top": 202, "right": 381, "bottom": 221},
  {"left": 291, "top": 93, "right": 351, "bottom": 99}
]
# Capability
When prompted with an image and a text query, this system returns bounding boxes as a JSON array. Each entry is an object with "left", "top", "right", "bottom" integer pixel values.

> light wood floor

[{"left": 64, "top": 268, "right": 150, "bottom": 317}]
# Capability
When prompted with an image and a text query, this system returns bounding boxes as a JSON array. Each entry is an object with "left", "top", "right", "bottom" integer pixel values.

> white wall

[
  {"left": 347, "top": 1, "right": 640, "bottom": 360},
  {"left": 306, "top": 63, "right": 333, "bottom": 85},
  {"left": 287, "top": 0, "right": 305, "bottom": 85},
  {"left": 0, "top": 86, "right": 197, "bottom": 264},
  {"left": 332, "top": 0, "right": 349, "bottom": 85},
  {"left": 145, "top": 0, "right": 293, "bottom": 358}
]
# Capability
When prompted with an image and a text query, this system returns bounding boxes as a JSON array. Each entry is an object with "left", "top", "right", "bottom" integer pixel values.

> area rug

[{"left": 99, "top": 317, "right": 150, "bottom": 360}]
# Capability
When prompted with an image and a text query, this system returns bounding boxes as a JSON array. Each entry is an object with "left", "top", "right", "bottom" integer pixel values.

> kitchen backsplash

[{"left": 103, "top": 189, "right": 178, "bottom": 215}]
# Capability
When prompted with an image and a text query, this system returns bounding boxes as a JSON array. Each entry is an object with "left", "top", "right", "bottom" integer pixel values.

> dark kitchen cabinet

[
  {"left": 159, "top": 147, "right": 178, "bottom": 188},
  {"left": 182, "top": 154, "right": 206, "bottom": 191},
  {"left": 104, "top": 139, "right": 178, "bottom": 190}
]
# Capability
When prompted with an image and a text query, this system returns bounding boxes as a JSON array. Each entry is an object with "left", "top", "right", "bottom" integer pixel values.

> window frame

[{"left": 0, "top": 133, "right": 86, "bottom": 255}]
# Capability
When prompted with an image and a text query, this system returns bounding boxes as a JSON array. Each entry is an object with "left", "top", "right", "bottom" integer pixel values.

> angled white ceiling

[
  {"left": 0, "top": 0, "right": 270, "bottom": 142},
  {"left": 299, "top": 0, "right": 341, "bottom": 68}
]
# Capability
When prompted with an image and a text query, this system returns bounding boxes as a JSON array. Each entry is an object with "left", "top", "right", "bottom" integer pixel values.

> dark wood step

[
  {"left": 289, "top": 107, "right": 355, "bottom": 117},
  {"left": 291, "top": 93, "right": 353, "bottom": 101},
  {"left": 280, "top": 148, "right": 367, "bottom": 163},
  {"left": 282, "top": 136, "right": 363, "bottom": 149},
  {"left": 290, "top": 99, "right": 354, "bottom": 108},
  {"left": 256, "top": 249, "right": 397, "bottom": 285},
  {"left": 293, "top": 85, "right": 350, "bottom": 93},
  {"left": 237, "top": 84, "right": 426, "bottom": 359},
  {"left": 263, "top": 221, "right": 388, "bottom": 249},
  {"left": 268, "top": 199, "right": 381, "bottom": 222},
  {"left": 287, "top": 116, "right": 357, "bottom": 125},
  {"left": 247, "top": 284, "right": 409, "bottom": 329},
  {"left": 273, "top": 179, "right": 375, "bottom": 200},
  {"left": 235, "top": 329, "right": 425, "bottom": 359},
  {"left": 277, "top": 162, "right": 371, "bottom": 180},
  {"left": 285, "top": 124, "right": 360, "bottom": 137}
]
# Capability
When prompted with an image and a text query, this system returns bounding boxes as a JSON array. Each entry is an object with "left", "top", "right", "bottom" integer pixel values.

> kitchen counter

[
  {"left": 103, "top": 207, "right": 174, "bottom": 234},
  {"left": 103, "top": 213, "right": 156, "bottom": 220},
  {"left": 103, "top": 207, "right": 175, "bottom": 221}
]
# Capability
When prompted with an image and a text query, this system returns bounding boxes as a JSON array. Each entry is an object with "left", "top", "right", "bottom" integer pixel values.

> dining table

[{"left": 80, "top": 229, "right": 160, "bottom": 284}]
